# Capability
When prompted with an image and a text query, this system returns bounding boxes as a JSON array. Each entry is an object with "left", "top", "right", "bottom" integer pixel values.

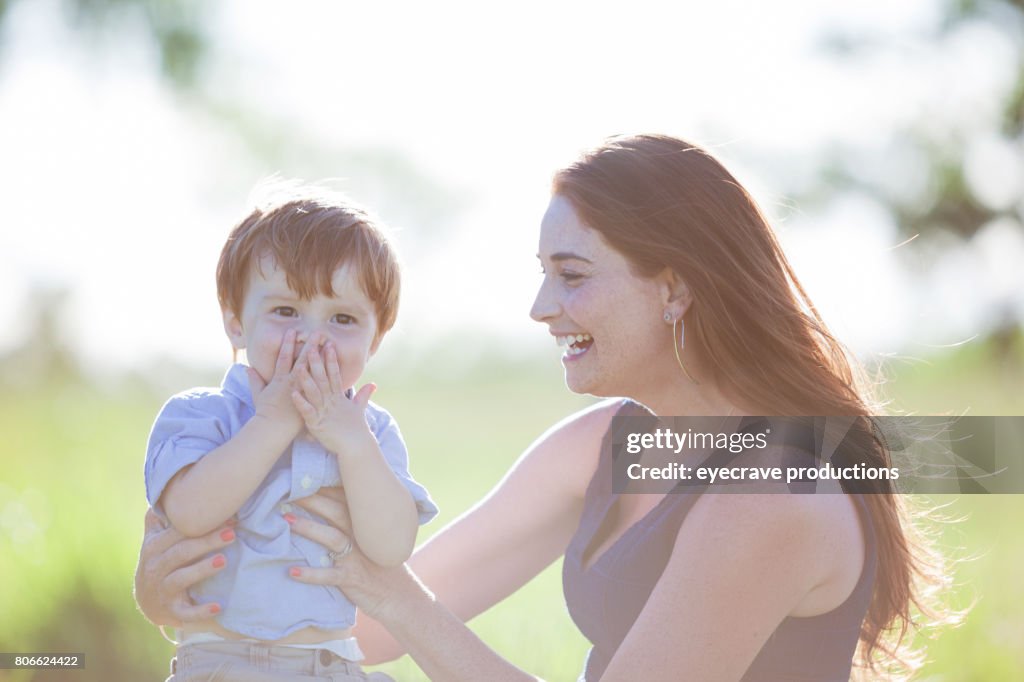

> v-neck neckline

[{"left": 579, "top": 489, "right": 678, "bottom": 573}]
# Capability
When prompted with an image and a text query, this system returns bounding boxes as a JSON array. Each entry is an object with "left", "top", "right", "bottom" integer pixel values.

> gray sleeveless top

[{"left": 563, "top": 401, "right": 877, "bottom": 681}]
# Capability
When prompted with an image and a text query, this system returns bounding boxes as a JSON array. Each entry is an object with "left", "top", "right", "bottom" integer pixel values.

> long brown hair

[{"left": 553, "top": 134, "right": 955, "bottom": 679}]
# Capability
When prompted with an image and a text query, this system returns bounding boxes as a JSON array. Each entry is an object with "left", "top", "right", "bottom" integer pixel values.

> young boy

[{"left": 144, "top": 184, "right": 437, "bottom": 680}]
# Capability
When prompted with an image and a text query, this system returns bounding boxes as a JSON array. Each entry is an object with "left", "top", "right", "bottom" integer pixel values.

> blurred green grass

[{"left": 0, "top": 343, "right": 1021, "bottom": 681}]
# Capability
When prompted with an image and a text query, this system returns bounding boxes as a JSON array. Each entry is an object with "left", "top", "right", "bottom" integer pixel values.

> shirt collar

[{"left": 223, "top": 363, "right": 255, "bottom": 408}]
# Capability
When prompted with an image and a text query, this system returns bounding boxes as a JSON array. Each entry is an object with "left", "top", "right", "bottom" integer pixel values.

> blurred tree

[
  {"left": 0, "top": 0, "right": 462, "bottom": 252},
  {"left": 0, "top": 286, "right": 80, "bottom": 387},
  {"left": 815, "top": 0, "right": 1023, "bottom": 240},
  {"left": 811, "top": 0, "right": 1024, "bottom": 363},
  {"left": 0, "top": 0, "right": 210, "bottom": 89}
]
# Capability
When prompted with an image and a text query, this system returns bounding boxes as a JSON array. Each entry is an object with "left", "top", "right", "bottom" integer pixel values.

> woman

[{"left": 136, "top": 134, "right": 947, "bottom": 681}]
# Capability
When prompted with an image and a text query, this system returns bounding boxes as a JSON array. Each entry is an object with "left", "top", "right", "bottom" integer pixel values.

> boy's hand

[
  {"left": 291, "top": 341, "right": 376, "bottom": 455},
  {"left": 248, "top": 328, "right": 307, "bottom": 438}
]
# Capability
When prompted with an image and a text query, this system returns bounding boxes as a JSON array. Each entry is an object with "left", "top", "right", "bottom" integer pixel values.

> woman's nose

[{"left": 529, "top": 278, "right": 559, "bottom": 323}]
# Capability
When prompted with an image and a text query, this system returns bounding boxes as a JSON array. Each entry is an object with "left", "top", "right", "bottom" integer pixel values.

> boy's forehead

[{"left": 247, "top": 253, "right": 370, "bottom": 304}]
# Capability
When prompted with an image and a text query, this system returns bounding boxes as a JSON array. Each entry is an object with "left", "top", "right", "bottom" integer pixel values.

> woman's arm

[
  {"left": 292, "top": 488, "right": 856, "bottom": 682},
  {"left": 288, "top": 508, "right": 544, "bottom": 681},
  {"left": 294, "top": 400, "right": 621, "bottom": 663}
]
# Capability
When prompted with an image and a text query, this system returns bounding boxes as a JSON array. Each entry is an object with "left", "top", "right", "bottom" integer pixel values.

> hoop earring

[{"left": 672, "top": 317, "right": 699, "bottom": 384}]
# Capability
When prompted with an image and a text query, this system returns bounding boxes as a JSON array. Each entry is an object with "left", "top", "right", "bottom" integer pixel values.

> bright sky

[{"left": 2, "top": 0, "right": 1022, "bottom": 374}]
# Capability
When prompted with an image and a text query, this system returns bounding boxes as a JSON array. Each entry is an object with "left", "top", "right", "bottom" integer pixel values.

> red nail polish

[
  {"left": 283, "top": 513, "right": 297, "bottom": 524},
  {"left": 212, "top": 554, "right": 226, "bottom": 568},
  {"left": 290, "top": 567, "right": 302, "bottom": 577},
  {"left": 220, "top": 528, "right": 235, "bottom": 542},
  {"left": 208, "top": 603, "right": 221, "bottom": 615}
]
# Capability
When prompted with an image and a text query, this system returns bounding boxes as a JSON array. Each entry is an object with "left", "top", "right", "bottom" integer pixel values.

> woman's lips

[{"left": 556, "top": 333, "right": 593, "bottom": 358}]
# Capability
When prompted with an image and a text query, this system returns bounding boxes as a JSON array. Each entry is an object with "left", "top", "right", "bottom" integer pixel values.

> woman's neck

[{"left": 633, "top": 380, "right": 739, "bottom": 418}]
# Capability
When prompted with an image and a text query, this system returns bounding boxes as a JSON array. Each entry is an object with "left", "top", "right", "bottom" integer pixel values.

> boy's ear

[
  {"left": 658, "top": 268, "right": 692, "bottom": 319},
  {"left": 222, "top": 308, "right": 246, "bottom": 350}
]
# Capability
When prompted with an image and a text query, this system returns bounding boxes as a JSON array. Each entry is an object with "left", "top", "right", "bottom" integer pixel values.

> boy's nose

[{"left": 295, "top": 328, "right": 326, "bottom": 348}]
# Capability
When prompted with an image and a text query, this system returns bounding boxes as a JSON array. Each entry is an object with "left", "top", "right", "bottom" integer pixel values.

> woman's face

[{"left": 530, "top": 195, "right": 674, "bottom": 398}]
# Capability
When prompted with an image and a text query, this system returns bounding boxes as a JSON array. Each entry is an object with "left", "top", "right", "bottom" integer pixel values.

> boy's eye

[
  {"left": 332, "top": 314, "right": 356, "bottom": 325},
  {"left": 272, "top": 306, "right": 297, "bottom": 317}
]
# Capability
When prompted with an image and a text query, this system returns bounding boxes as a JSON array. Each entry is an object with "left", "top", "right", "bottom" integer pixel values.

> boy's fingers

[
  {"left": 307, "top": 343, "right": 331, "bottom": 393},
  {"left": 275, "top": 329, "right": 297, "bottom": 376},
  {"left": 292, "top": 390, "right": 315, "bottom": 419},
  {"left": 298, "top": 366, "right": 323, "bottom": 406},
  {"left": 290, "top": 333, "right": 316, "bottom": 377},
  {"left": 325, "top": 344, "right": 344, "bottom": 395},
  {"left": 352, "top": 383, "right": 376, "bottom": 409}
]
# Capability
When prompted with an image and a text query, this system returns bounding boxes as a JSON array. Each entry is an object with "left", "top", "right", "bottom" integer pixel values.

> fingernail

[
  {"left": 220, "top": 528, "right": 235, "bottom": 542},
  {"left": 212, "top": 554, "right": 226, "bottom": 568},
  {"left": 208, "top": 603, "right": 221, "bottom": 615},
  {"left": 289, "top": 567, "right": 303, "bottom": 577},
  {"left": 283, "top": 513, "right": 297, "bottom": 524}
]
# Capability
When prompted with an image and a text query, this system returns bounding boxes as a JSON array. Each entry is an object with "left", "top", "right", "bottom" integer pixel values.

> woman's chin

[{"left": 562, "top": 368, "right": 609, "bottom": 397}]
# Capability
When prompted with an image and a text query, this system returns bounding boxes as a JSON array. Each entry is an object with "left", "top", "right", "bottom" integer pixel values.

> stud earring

[{"left": 663, "top": 312, "right": 673, "bottom": 323}]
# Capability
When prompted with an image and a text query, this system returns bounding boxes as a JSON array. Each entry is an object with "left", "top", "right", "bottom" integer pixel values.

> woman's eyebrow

[{"left": 541, "top": 252, "right": 594, "bottom": 264}]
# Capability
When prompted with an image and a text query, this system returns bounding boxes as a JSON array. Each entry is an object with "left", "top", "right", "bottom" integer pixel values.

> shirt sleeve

[
  {"left": 370, "top": 406, "right": 439, "bottom": 525},
  {"left": 144, "top": 393, "right": 229, "bottom": 517}
]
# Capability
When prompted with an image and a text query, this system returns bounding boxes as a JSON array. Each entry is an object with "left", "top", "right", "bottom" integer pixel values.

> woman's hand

[
  {"left": 134, "top": 508, "right": 236, "bottom": 626},
  {"left": 288, "top": 492, "right": 541, "bottom": 681},
  {"left": 287, "top": 489, "right": 429, "bottom": 622}
]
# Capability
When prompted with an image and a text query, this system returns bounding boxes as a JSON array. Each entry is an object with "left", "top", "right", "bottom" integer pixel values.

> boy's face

[{"left": 223, "top": 255, "right": 380, "bottom": 391}]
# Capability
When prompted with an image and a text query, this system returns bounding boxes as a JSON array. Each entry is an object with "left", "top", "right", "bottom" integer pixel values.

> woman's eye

[
  {"left": 333, "top": 314, "right": 356, "bottom": 325},
  {"left": 272, "top": 306, "right": 297, "bottom": 317},
  {"left": 560, "top": 272, "right": 584, "bottom": 283}
]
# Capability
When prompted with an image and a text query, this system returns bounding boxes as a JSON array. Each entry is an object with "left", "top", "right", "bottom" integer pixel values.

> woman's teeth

[{"left": 556, "top": 333, "right": 593, "bottom": 355}]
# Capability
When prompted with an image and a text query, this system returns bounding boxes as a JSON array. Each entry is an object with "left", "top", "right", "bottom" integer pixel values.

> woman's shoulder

[
  {"left": 681, "top": 484, "right": 866, "bottom": 615},
  {"left": 520, "top": 398, "right": 636, "bottom": 495},
  {"left": 539, "top": 397, "right": 638, "bottom": 446}
]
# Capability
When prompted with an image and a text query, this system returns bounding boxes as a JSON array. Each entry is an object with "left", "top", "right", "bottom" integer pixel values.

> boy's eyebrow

[
  {"left": 260, "top": 293, "right": 299, "bottom": 302},
  {"left": 260, "top": 293, "right": 372, "bottom": 313},
  {"left": 538, "top": 251, "right": 593, "bottom": 264}
]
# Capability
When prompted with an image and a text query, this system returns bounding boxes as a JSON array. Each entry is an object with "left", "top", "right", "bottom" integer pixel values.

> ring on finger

[{"left": 327, "top": 539, "right": 353, "bottom": 562}]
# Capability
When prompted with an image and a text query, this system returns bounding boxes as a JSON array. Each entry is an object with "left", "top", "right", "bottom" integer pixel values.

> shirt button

[
  {"left": 320, "top": 554, "right": 331, "bottom": 567},
  {"left": 301, "top": 475, "right": 313, "bottom": 489},
  {"left": 280, "top": 503, "right": 293, "bottom": 513}
]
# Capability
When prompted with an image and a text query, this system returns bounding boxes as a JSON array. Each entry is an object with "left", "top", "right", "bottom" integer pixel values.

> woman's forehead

[{"left": 538, "top": 195, "right": 606, "bottom": 259}]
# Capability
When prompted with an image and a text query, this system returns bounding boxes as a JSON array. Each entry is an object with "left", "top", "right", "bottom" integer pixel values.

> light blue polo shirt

[{"left": 144, "top": 363, "right": 438, "bottom": 640}]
